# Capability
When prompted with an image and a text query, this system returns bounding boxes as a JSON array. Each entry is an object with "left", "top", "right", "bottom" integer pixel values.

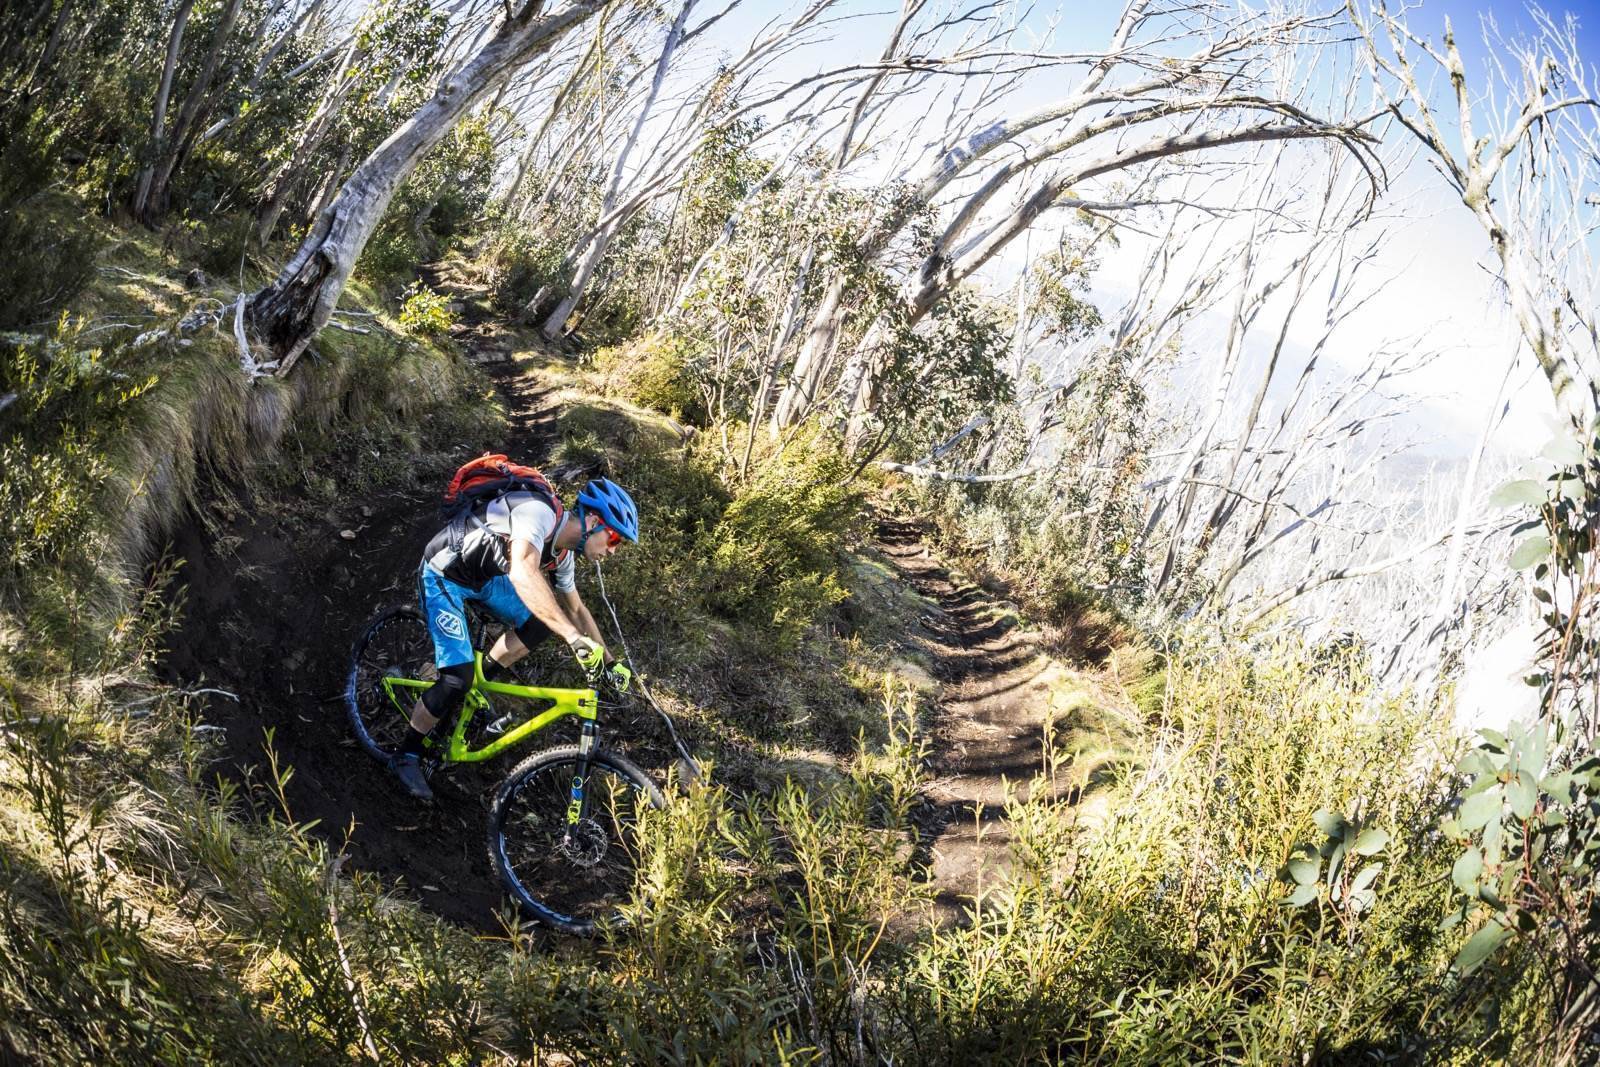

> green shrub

[
  {"left": 698, "top": 427, "right": 859, "bottom": 648},
  {"left": 871, "top": 630, "right": 1468, "bottom": 1061},
  {"left": 0, "top": 120, "right": 101, "bottom": 330},
  {"left": 553, "top": 406, "right": 858, "bottom": 653},
  {"left": 483, "top": 228, "right": 569, "bottom": 317},
  {"left": 187, "top": 212, "right": 256, "bottom": 281},
  {"left": 593, "top": 331, "right": 707, "bottom": 426},
  {"left": 0, "top": 321, "right": 153, "bottom": 606},
  {"left": 358, "top": 223, "right": 425, "bottom": 290},
  {"left": 397, "top": 282, "right": 456, "bottom": 337}
]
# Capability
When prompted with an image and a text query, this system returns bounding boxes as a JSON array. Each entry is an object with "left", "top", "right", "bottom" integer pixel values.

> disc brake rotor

[{"left": 559, "top": 819, "right": 610, "bottom": 868}]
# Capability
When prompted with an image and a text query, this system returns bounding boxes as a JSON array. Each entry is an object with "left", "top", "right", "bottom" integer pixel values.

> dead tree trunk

[{"left": 250, "top": 0, "right": 609, "bottom": 375}]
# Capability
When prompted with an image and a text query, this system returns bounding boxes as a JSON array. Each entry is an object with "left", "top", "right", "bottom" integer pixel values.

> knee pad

[{"left": 421, "top": 662, "right": 474, "bottom": 718}]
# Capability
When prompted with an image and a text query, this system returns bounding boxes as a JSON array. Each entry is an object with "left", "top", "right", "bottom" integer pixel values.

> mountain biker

[{"left": 390, "top": 476, "right": 640, "bottom": 800}]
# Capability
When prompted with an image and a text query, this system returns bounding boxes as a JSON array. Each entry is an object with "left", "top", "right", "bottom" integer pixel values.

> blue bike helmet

[{"left": 576, "top": 478, "right": 640, "bottom": 542}]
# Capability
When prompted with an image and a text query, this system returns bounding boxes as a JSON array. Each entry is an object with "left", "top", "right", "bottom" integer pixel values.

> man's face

[{"left": 582, "top": 516, "right": 623, "bottom": 561}]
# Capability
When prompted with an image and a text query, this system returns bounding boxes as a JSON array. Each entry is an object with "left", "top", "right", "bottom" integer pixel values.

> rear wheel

[
  {"left": 346, "top": 606, "right": 434, "bottom": 761},
  {"left": 487, "top": 746, "right": 664, "bottom": 935}
]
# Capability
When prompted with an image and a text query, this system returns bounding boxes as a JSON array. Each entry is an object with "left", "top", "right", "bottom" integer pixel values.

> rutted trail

[
  {"left": 165, "top": 347, "right": 583, "bottom": 930},
  {"left": 872, "top": 516, "right": 1110, "bottom": 919},
  {"left": 162, "top": 263, "right": 1123, "bottom": 932}
]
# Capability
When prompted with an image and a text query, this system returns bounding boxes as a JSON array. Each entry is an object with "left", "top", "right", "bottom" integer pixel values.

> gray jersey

[{"left": 422, "top": 491, "right": 576, "bottom": 592}]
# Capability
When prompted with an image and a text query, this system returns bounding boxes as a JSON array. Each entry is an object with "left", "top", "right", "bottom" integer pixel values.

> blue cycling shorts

[{"left": 418, "top": 564, "right": 532, "bottom": 668}]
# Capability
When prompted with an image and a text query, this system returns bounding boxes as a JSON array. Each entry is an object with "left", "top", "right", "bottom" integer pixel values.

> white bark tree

[
  {"left": 537, "top": 0, "right": 699, "bottom": 339},
  {"left": 766, "top": 0, "right": 1377, "bottom": 441},
  {"left": 1350, "top": 0, "right": 1600, "bottom": 424},
  {"left": 141, "top": 0, "right": 247, "bottom": 220},
  {"left": 132, "top": 0, "right": 197, "bottom": 222},
  {"left": 250, "top": 0, "right": 611, "bottom": 375}
]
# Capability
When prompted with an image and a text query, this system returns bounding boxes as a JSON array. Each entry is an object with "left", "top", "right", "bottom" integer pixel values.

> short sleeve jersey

[{"left": 423, "top": 491, "right": 576, "bottom": 592}]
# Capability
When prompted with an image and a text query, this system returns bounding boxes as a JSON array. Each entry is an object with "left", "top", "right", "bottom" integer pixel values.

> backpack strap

[{"left": 448, "top": 489, "right": 568, "bottom": 572}]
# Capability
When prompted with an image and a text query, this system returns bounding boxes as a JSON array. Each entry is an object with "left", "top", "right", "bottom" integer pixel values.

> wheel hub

[{"left": 559, "top": 819, "right": 610, "bottom": 867}]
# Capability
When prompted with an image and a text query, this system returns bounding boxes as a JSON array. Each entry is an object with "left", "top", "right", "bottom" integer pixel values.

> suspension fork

[{"left": 565, "top": 719, "right": 600, "bottom": 826}]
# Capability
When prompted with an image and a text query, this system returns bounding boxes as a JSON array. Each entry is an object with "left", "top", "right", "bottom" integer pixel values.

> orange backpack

[{"left": 440, "top": 454, "right": 566, "bottom": 569}]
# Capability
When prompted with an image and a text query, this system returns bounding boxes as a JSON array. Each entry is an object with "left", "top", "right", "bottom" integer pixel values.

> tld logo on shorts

[{"left": 435, "top": 610, "right": 466, "bottom": 640}]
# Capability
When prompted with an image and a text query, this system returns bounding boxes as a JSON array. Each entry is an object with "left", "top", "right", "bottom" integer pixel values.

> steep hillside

[{"left": 158, "top": 266, "right": 1119, "bottom": 934}]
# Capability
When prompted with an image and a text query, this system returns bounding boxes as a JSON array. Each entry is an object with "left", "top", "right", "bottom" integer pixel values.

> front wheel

[{"left": 487, "top": 746, "right": 665, "bottom": 935}]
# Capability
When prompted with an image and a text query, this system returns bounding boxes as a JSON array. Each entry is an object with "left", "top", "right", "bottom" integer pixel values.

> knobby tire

[
  {"left": 345, "top": 606, "right": 434, "bottom": 761},
  {"left": 487, "top": 746, "right": 665, "bottom": 936}
]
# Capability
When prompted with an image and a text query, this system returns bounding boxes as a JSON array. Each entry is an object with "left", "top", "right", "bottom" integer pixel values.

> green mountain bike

[{"left": 344, "top": 605, "right": 664, "bottom": 935}]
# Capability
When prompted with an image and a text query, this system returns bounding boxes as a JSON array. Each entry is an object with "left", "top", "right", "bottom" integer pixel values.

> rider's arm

[
  {"left": 558, "top": 588, "right": 612, "bottom": 664},
  {"left": 507, "top": 538, "right": 582, "bottom": 644}
]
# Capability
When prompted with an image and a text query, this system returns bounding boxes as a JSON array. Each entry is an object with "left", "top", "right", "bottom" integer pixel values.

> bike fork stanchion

[{"left": 565, "top": 719, "right": 599, "bottom": 834}]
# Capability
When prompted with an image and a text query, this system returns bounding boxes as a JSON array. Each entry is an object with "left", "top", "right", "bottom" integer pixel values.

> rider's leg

[
  {"left": 477, "top": 573, "right": 556, "bottom": 675},
  {"left": 401, "top": 662, "right": 473, "bottom": 755},
  {"left": 486, "top": 628, "right": 528, "bottom": 672},
  {"left": 409, "top": 565, "right": 480, "bottom": 759}
]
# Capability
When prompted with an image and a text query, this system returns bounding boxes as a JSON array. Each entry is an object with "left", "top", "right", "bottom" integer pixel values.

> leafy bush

[
  {"left": 0, "top": 321, "right": 153, "bottom": 609},
  {"left": 867, "top": 630, "right": 1469, "bottom": 1061},
  {"left": 0, "top": 120, "right": 101, "bottom": 330},
  {"left": 187, "top": 213, "right": 256, "bottom": 281},
  {"left": 1432, "top": 420, "right": 1600, "bottom": 1056},
  {"left": 483, "top": 225, "right": 571, "bottom": 318},
  {"left": 698, "top": 427, "right": 859, "bottom": 647},
  {"left": 397, "top": 282, "right": 455, "bottom": 337},
  {"left": 593, "top": 331, "right": 708, "bottom": 426},
  {"left": 569, "top": 411, "right": 859, "bottom": 651},
  {"left": 358, "top": 224, "right": 426, "bottom": 290}
]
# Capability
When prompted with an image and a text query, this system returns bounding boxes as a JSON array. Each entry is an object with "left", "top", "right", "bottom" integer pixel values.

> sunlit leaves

[
  {"left": 1488, "top": 478, "right": 1547, "bottom": 509},
  {"left": 1279, "top": 809, "right": 1389, "bottom": 917}
]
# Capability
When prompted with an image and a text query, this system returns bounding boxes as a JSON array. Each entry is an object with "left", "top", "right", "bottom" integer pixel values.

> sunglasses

[{"left": 592, "top": 520, "right": 622, "bottom": 547}]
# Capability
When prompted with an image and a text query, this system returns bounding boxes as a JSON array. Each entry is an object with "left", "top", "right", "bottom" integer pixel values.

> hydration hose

[{"left": 592, "top": 560, "right": 703, "bottom": 784}]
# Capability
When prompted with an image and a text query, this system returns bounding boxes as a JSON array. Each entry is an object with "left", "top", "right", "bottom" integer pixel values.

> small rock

[
  {"left": 360, "top": 505, "right": 374, "bottom": 517},
  {"left": 184, "top": 268, "right": 208, "bottom": 290},
  {"left": 340, "top": 528, "right": 357, "bottom": 540},
  {"left": 467, "top": 346, "right": 512, "bottom": 365}
]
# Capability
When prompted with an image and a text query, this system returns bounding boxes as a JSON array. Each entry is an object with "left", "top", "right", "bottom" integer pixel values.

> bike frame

[{"left": 378, "top": 651, "right": 599, "bottom": 764}]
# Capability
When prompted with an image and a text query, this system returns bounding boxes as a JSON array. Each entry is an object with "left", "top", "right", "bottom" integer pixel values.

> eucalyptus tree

[
  {"left": 249, "top": 0, "right": 611, "bottom": 374},
  {"left": 131, "top": 0, "right": 198, "bottom": 222},
  {"left": 534, "top": 0, "right": 699, "bottom": 339},
  {"left": 1350, "top": 5, "right": 1600, "bottom": 1035},
  {"left": 525, "top": 0, "right": 859, "bottom": 340},
  {"left": 763, "top": 0, "right": 1376, "bottom": 448},
  {"left": 1351, "top": 0, "right": 1600, "bottom": 669},
  {"left": 254, "top": 0, "right": 453, "bottom": 245},
  {"left": 134, "top": 0, "right": 249, "bottom": 222},
  {"left": 1351, "top": 0, "right": 1600, "bottom": 426}
]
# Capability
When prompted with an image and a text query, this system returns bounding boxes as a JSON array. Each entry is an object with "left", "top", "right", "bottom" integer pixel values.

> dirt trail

[{"left": 872, "top": 516, "right": 1088, "bottom": 920}]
